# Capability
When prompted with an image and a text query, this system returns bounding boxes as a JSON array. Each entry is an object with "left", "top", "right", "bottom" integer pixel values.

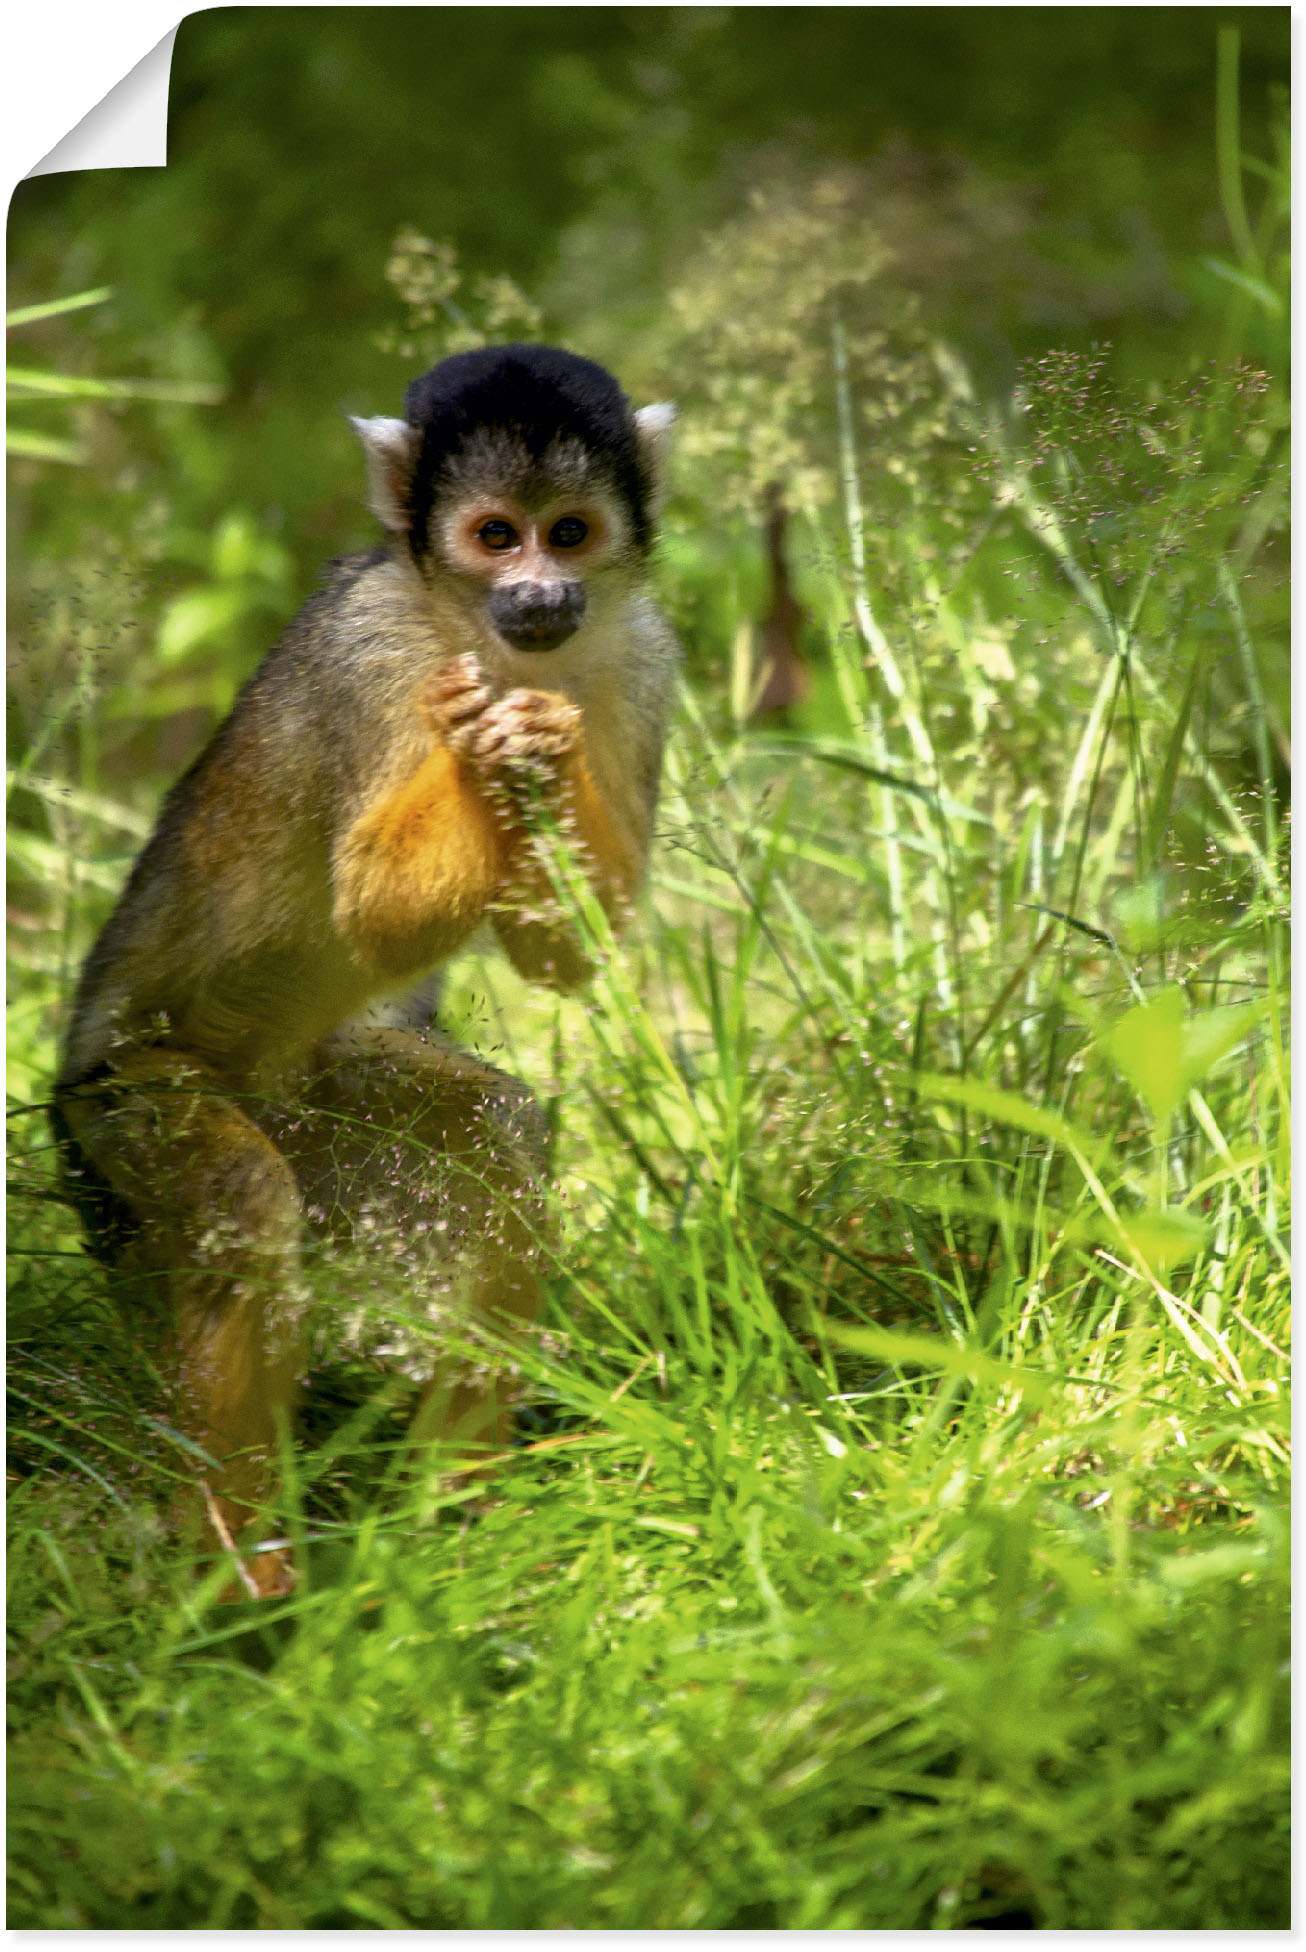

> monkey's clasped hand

[
  {"left": 53, "top": 345, "right": 679, "bottom": 1595},
  {"left": 427, "top": 653, "right": 583, "bottom": 791}
]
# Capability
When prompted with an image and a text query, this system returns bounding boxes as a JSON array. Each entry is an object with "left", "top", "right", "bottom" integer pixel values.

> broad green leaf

[
  {"left": 1120, "top": 1207, "right": 1210, "bottom": 1268},
  {"left": 1063, "top": 1204, "right": 1209, "bottom": 1272},
  {"left": 210, "top": 512, "right": 289, "bottom": 585},
  {"left": 157, "top": 586, "right": 250, "bottom": 663},
  {"left": 1178, "top": 1001, "right": 1266, "bottom": 1088},
  {"left": 211, "top": 512, "right": 262, "bottom": 579},
  {"left": 1101, "top": 990, "right": 1263, "bottom": 1125},
  {"left": 1102, "top": 986, "right": 1187, "bottom": 1123}
]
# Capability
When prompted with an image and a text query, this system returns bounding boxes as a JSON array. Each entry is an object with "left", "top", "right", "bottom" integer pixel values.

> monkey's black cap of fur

[{"left": 403, "top": 343, "right": 651, "bottom": 555}]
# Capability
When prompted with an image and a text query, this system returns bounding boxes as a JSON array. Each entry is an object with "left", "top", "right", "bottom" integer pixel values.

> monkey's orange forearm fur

[
  {"left": 333, "top": 744, "right": 507, "bottom": 977},
  {"left": 335, "top": 700, "right": 650, "bottom": 989}
]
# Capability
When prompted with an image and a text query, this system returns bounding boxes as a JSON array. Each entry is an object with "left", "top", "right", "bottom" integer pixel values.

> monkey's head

[{"left": 351, "top": 345, "right": 674, "bottom": 658}]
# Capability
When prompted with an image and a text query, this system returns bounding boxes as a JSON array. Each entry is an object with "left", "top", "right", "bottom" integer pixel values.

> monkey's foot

[
  {"left": 201, "top": 1482, "right": 298, "bottom": 1601},
  {"left": 214, "top": 1543, "right": 298, "bottom": 1603}
]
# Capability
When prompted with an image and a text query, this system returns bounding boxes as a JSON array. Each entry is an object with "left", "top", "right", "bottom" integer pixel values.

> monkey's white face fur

[{"left": 351, "top": 398, "right": 674, "bottom": 672}]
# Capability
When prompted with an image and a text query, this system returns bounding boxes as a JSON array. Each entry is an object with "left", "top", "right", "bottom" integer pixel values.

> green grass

[
  {"left": 7, "top": 329, "right": 1289, "bottom": 1927},
  {"left": 6, "top": 1381, "right": 1289, "bottom": 1929}
]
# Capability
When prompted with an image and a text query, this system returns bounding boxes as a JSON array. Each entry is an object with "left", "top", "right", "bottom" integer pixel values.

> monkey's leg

[
  {"left": 57, "top": 1054, "right": 304, "bottom": 1596},
  {"left": 271, "top": 1024, "right": 549, "bottom": 1469}
]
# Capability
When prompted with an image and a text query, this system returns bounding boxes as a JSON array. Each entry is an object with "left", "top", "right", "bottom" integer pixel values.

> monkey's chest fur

[{"left": 59, "top": 551, "right": 663, "bottom": 1095}]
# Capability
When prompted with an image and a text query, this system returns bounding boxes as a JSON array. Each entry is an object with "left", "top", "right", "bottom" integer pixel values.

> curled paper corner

[{"left": 28, "top": 26, "right": 179, "bottom": 177}]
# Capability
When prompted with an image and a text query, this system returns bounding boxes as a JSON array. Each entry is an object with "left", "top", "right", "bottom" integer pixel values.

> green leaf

[
  {"left": 821, "top": 1321, "right": 1055, "bottom": 1402},
  {"left": 156, "top": 586, "right": 250, "bottom": 664},
  {"left": 5, "top": 286, "right": 113, "bottom": 328},
  {"left": 1101, "top": 986, "right": 1187, "bottom": 1123},
  {"left": 1198, "top": 255, "right": 1284, "bottom": 316},
  {"left": 5, "top": 427, "right": 86, "bottom": 463},
  {"left": 1062, "top": 1203, "right": 1208, "bottom": 1272},
  {"left": 7, "top": 365, "right": 222, "bottom": 405},
  {"left": 1101, "top": 990, "right": 1263, "bottom": 1125},
  {"left": 1178, "top": 1001, "right": 1266, "bottom": 1088},
  {"left": 913, "top": 1072, "right": 1102, "bottom": 1162}
]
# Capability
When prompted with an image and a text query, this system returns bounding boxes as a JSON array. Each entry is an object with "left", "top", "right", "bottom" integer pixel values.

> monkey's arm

[
  {"left": 333, "top": 659, "right": 663, "bottom": 991},
  {"left": 331, "top": 662, "right": 507, "bottom": 980},
  {"left": 489, "top": 704, "right": 660, "bottom": 990}
]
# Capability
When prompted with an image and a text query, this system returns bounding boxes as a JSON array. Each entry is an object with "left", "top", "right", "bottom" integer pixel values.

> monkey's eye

[
  {"left": 477, "top": 519, "right": 519, "bottom": 551},
  {"left": 549, "top": 516, "right": 590, "bottom": 549}
]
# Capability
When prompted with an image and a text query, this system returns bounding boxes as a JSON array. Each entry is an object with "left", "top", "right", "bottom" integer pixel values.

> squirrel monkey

[{"left": 52, "top": 345, "right": 680, "bottom": 1594}]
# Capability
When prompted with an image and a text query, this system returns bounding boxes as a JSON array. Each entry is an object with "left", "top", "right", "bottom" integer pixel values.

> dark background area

[
  {"left": 9, "top": 6, "right": 1289, "bottom": 563},
  {"left": 6, "top": 6, "right": 1290, "bottom": 808}
]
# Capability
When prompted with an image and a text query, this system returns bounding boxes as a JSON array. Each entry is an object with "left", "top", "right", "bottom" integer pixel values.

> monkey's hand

[
  {"left": 420, "top": 653, "right": 495, "bottom": 744},
  {"left": 455, "top": 688, "right": 582, "bottom": 797}
]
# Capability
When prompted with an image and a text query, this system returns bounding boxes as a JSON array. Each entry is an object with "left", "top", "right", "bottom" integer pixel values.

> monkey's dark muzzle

[{"left": 490, "top": 580, "right": 586, "bottom": 653}]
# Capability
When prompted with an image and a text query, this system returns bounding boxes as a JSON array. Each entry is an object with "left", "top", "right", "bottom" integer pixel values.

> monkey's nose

[{"left": 490, "top": 581, "right": 586, "bottom": 652}]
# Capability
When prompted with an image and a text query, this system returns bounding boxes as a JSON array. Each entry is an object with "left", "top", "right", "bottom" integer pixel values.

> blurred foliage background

[
  {"left": 7, "top": 1, "right": 1290, "bottom": 1069},
  {"left": 9, "top": 5, "right": 1289, "bottom": 665}
]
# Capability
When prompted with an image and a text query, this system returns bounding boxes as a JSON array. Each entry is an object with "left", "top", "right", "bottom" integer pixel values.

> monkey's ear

[
  {"left": 634, "top": 401, "right": 676, "bottom": 507},
  {"left": 350, "top": 415, "right": 421, "bottom": 538}
]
